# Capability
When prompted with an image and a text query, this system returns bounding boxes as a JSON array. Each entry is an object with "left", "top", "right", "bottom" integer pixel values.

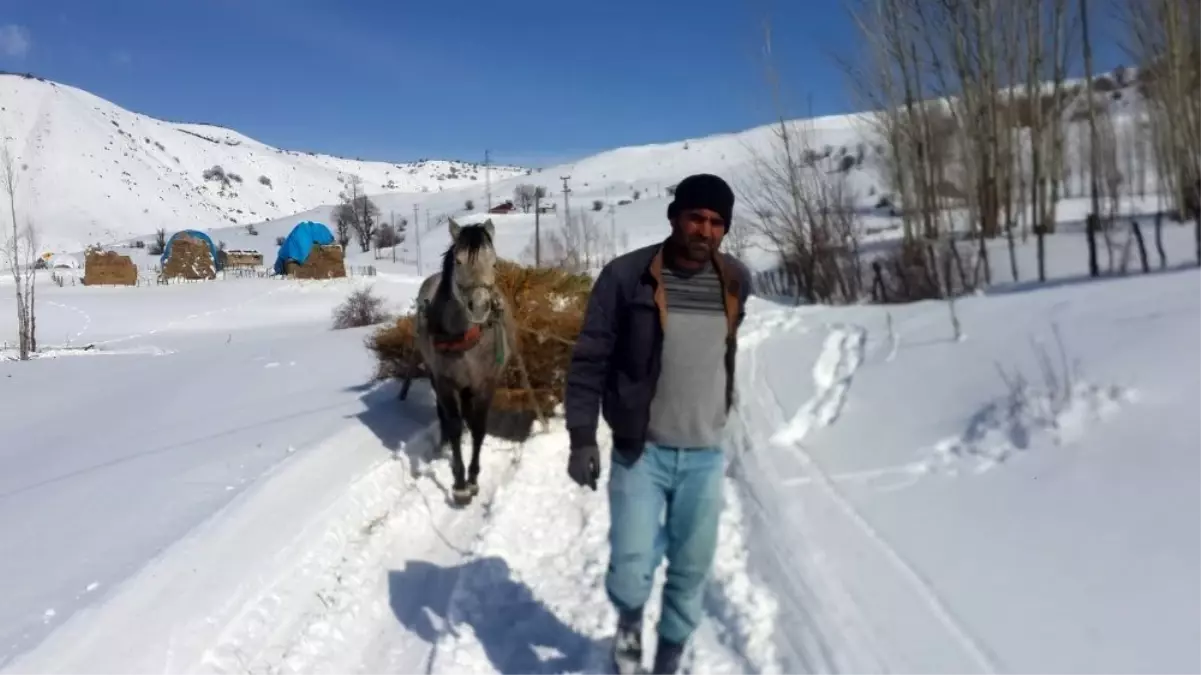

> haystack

[
  {"left": 83, "top": 250, "right": 137, "bottom": 286},
  {"left": 367, "top": 259, "right": 592, "bottom": 415},
  {"left": 162, "top": 234, "right": 216, "bottom": 280},
  {"left": 286, "top": 244, "right": 346, "bottom": 279}
]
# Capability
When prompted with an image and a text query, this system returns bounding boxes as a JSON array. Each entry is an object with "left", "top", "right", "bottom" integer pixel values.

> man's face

[{"left": 671, "top": 207, "right": 727, "bottom": 263}]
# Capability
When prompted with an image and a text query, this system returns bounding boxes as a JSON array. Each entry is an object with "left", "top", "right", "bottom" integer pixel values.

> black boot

[
  {"left": 611, "top": 610, "right": 644, "bottom": 675},
  {"left": 652, "top": 636, "right": 685, "bottom": 675}
]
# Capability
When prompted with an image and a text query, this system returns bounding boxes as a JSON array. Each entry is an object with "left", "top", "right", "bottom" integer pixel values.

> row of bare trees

[
  {"left": 844, "top": 0, "right": 1197, "bottom": 237},
  {"left": 746, "top": 0, "right": 1198, "bottom": 305},
  {"left": 1122, "top": 0, "right": 1201, "bottom": 234}
]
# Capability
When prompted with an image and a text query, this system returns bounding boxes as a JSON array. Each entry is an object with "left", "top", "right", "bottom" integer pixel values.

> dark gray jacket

[{"left": 564, "top": 239, "right": 750, "bottom": 460}]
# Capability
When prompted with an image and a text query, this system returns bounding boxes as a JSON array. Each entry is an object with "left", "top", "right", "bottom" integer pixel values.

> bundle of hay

[
  {"left": 367, "top": 259, "right": 593, "bottom": 415},
  {"left": 286, "top": 244, "right": 345, "bottom": 279},
  {"left": 162, "top": 234, "right": 216, "bottom": 280},
  {"left": 82, "top": 250, "right": 137, "bottom": 286}
]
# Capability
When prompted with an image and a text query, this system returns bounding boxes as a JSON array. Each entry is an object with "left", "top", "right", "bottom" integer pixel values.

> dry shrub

[
  {"left": 162, "top": 234, "right": 216, "bottom": 280},
  {"left": 83, "top": 250, "right": 137, "bottom": 286},
  {"left": 868, "top": 237, "right": 979, "bottom": 303},
  {"left": 333, "top": 286, "right": 388, "bottom": 330},
  {"left": 366, "top": 259, "right": 593, "bottom": 414},
  {"left": 286, "top": 244, "right": 346, "bottom": 279}
]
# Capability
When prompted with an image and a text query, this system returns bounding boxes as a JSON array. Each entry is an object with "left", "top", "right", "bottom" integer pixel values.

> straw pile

[
  {"left": 367, "top": 259, "right": 593, "bottom": 414},
  {"left": 286, "top": 244, "right": 346, "bottom": 279},
  {"left": 82, "top": 250, "right": 137, "bottom": 286},
  {"left": 162, "top": 234, "right": 216, "bottom": 280}
]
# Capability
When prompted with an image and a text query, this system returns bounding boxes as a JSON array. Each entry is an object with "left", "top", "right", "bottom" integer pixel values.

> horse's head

[{"left": 444, "top": 218, "right": 498, "bottom": 324}]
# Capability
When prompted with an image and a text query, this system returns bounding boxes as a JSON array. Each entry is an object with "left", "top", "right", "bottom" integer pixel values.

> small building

[{"left": 221, "top": 249, "right": 264, "bottom": 269}]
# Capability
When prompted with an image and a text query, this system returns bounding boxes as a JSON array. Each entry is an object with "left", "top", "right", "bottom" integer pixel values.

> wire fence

[{"left": 48, "top": 263, "right": 378, "bottom": 289}]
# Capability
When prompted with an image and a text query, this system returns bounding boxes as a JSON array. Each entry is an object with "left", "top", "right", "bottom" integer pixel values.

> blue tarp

[
  {"left": 274, "top": 220, "right": 335, "bottom": 275},
  {"left": 161, "top": 229, "right": 218, "bottom": 269}
]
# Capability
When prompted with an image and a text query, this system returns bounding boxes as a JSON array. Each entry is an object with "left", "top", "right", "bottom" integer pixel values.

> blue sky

[{"left": 0, "top": 0, "right": 1127, "bottom": 168}]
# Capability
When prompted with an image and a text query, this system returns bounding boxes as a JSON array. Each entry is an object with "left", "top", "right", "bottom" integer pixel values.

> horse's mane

[{"left": 440, "top": 224, "right": 494, "bottom": 279}]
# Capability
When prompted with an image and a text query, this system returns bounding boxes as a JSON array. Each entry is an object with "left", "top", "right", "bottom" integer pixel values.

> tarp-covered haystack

[
  {"left": 286, "top": 244, "right": 346, "bottom": 279},
  {"left": 275, "top": 221, "right": 343, "bottom": 278},
  {"left": 367, "top": 259, "right": 593, "bottom": 415},
  {"left": 83, "top": 250, "right": 137, "bottom": 286},
  {"left": 161, "top": 230, "right": 217, "bottom": 280}
]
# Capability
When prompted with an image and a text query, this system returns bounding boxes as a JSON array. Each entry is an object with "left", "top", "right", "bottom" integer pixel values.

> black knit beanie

[{"left": 667, "top": 173, "right": 735, "bottom": 228}]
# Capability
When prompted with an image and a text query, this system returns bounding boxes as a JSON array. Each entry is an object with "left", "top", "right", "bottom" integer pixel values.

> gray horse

[{"left": 414, "top": 218, "right": 516, "bottom": 505}]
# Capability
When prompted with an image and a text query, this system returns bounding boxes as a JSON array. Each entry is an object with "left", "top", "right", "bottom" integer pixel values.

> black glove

[{"left": 567, "top": 445, "right": 601, "bottom": 490}]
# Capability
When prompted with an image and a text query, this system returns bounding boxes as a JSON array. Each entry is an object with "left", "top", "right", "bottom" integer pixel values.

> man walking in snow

[{"left": 564, "top": 173, "right": 750, "bottom": 674}]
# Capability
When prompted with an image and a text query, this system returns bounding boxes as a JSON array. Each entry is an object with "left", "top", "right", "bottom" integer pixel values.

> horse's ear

[
  {"left": 448, "top": 217, "right": 461, "bottom": 240},
  {"left": 483, "top": 218, "right": 495, "bottom": 239}
]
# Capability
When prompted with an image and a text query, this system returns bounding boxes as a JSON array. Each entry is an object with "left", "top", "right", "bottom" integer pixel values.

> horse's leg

[
  {"left": 465, "top": 387, "right": 493, "bottom": 496},
  {"left": 435, "top": 383, "right": 470, "bottom": 505},
  {"left": 433, "top": 397, "right": 448, "bottom": 457}
]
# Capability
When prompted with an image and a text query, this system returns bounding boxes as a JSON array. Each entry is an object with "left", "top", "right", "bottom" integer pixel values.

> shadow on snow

[{"left": 388, "top": 557, "right": 603, "bottom": 674}]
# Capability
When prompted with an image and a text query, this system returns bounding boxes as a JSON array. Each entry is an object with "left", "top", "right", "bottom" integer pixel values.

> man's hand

[{"left": 567, "top": 445, "right": 601, "bottom": 490}]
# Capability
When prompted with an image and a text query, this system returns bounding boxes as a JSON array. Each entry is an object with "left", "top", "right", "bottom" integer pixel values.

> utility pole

[
  {"left": 484, "top": 149, "right": 492, "bottom": 212},
  {"left": 534, "top": 198, "right": 542, "bottom": 267},
  {"left": 560, "top": 174, "right": 572, "bottom": 227},
  {"left": 390, "top": 210, "right": 396, "bottom": 263},
  {"left": 413, "top": 204, "right": 422, "bottom": 275},
  {"left": 608, "top": 201, "right": 617, "bottom": 248}
]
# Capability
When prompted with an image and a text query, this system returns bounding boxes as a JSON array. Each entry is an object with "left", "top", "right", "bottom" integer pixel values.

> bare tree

[
  {"left": 722, "top": 221, "right": 753, "bottom": 262},
  {"left": 333, "top": 204, "right": 353, "bottom": 249},
  {"left": 149, "top": 228, "right": 167, "bottom": 255},
  {"left": 2, "top": 140, "right": 37, "bottom": 359},
  {"left": 524, "top": 211, "right": 615, "bottom": 273},
  {"left": 513, "top": 184, "right": 539, "bottom": 213},
  {"left": 1080, "top": 0, "right": 1103, "bottom": 277},
  {"left": 335, "top": 175, "right": 380, "bottom": 253},
  {"left": 1123, "top": 0, "right": 1200, "bottom": 246}
]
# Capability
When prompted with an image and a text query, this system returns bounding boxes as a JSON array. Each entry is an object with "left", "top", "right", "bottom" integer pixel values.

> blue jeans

[{"left": 605, "top": 443, "right": 725, "bottom": 644}]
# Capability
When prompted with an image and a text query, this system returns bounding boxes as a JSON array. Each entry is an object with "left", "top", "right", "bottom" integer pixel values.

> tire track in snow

[
  {"left": 730, "top": 315, "right": 888, "bottom": 674},
  {"left": 197, "top": 423, "right": 520, "bottom": 675},
  {"left": 91, "top": 282, "right": 287, "bottom": 347},
  {"left": 45, "top": 301, "right": 92, "bottom": 343},
  {"left": 739, "top": 315, "right": 1000, "bottom": 673}
]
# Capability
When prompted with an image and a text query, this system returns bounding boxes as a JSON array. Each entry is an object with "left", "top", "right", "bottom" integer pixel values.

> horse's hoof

[
  {"left": 468, "top": 482, "right": 480, "bottom": 497},
  {"left": 452, "top": 488, "right": 474, "bottom": 506}
]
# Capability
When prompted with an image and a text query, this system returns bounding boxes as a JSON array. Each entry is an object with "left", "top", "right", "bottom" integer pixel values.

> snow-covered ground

[
  {"left": 1, "top": 68, "right": 1197, "bottom": 673},
  {"left": 1, "top": 215, "right": 1197, "bottom": 673}
]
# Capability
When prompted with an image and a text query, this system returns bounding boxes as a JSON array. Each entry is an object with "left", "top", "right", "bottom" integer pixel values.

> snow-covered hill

[
  {"left": 199, "top": 69, "right": 1152, "bottom": 278},
  {"left": 0, "top": 73, "right": 527, "bottom": 254}
]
